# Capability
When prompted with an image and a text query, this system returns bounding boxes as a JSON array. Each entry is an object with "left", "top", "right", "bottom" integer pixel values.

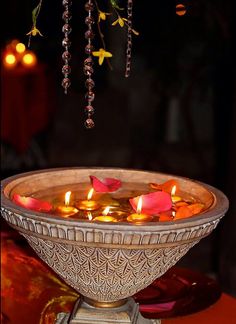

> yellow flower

[
  {"left": 98, "top": 10, "right": 111, "bottom": 22},
  {"left": 112, "top": 16, "right": 128, "bottom": 27},
  {"left": 92, "top": 48, "right": 112, "bottom": 65},
  {"left": 26, "top": 26, "right": 43, "bottom": 37}
]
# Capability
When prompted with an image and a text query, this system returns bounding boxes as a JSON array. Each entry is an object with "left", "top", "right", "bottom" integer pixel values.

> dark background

[{"left": 1, "top": 0, "right": 236, "bottom": 296}]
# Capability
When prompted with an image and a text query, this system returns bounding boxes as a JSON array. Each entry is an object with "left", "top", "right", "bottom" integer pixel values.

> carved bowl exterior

[{"left": 1, "top": 168, "right": 229, "bottom": 303}]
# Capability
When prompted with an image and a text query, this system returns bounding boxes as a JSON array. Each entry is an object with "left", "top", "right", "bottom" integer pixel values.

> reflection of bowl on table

[
  {"left": 1, "top": 168, "right": 228, "bottom": 324},
  {"left": 134, "top": 266, "right": 222, "bottom": 319}
]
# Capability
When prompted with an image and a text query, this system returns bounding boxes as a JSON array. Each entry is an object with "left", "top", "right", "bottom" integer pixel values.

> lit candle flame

[
  {"left": 87, "top": 212, "right": 93, "bottom": 221},
  {"left": 137, "top": 197, "right": 143, "bottom": 214},
  {"left": 65, "top": 191, "right": 71, "bottom": 206},
  {"left": 87, "top": 188, "right": 94, "bottom": 200},
  {"left": 102, "top": 206, "right": 110, "bottom": 216},
  {"left": 171, "top": 185, "right": 177, "bottom": 196},
  {"left": 172, "top": 211, "right": 176, "bottom": 217}
]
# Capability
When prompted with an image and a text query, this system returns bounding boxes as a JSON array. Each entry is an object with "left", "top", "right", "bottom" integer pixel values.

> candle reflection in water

[
  {"left": 87, "top": 212, "right": 93, "bottom": 221},
  {"left": 93, "top": 206, "right": 118, "bottom": 222}
]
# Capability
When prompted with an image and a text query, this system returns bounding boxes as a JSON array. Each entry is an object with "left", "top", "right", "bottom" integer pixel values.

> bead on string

[
  {"left": 125, "top": 0, "right": 133, "bottom": 78},
  {"left": 84, "top": 0, "right": 95, "bottom": 129},
  {"left": 62, "top": 0, "right": 72, "bottom": 94}
]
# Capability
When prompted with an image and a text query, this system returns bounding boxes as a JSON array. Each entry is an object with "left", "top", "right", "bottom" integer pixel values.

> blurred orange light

[
  {"left": 176, "top": 4, "right": 187, "bottom": 16},
  {"left": 15, "top": 42, "right": 26, "bottom": 54},
  {"left": 22, "top": 52, "right": 37, "bottom": 67},
  {"left": 4, "top": 54, "right": 16, "bottom": 66},
  {"left": 10, "top": 39, "right": 20, "bottom": 47}
]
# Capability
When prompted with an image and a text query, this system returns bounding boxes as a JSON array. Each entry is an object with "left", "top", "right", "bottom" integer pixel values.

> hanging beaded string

[
  {"left": 125, "top": 0, "right": 133, "bottom": 78},
  {"left": 84, "top": 0, "right": 96, "bottom": 129},
  {"left": 62, "top": 0, "right": 72, "bottom": 94}
]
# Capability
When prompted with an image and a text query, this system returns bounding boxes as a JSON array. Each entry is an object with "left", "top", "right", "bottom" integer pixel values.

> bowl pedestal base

[{"left": 56, "top": 297, "right": 161, "bottom": 324}]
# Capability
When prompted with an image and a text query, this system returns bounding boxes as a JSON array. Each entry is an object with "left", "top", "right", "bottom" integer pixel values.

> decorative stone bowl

[{"left": 1, "top": 168, "right": 229, "bottom": 324}]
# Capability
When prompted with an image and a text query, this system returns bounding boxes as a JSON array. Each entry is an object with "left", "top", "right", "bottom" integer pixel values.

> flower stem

[{"left": 94, "top": 0, "right": 113, "bottom": 70}]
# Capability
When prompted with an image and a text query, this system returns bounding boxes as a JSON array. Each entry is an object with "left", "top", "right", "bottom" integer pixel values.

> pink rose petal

[
  {"left": 12, "top": 194, "right": 52, "bottom": 212},
  {"left": 129, "top": 191, "right": 172, "bottom": 215},
  {"left": 90, "top": 175, "right": 121, "bottom": 192}
]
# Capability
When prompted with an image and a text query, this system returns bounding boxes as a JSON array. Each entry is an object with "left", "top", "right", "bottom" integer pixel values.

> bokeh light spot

[{"left": 176, "top": 4, "right": 187, "bottom": 16}]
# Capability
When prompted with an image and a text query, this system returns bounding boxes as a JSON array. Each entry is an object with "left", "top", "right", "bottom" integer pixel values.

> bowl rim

[{"left": 1, "top": 167, "right": 229, "bottom": 231}]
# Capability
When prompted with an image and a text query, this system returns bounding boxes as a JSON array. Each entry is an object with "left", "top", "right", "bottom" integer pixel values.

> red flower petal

[
  {"left": 159, "top": 212, "right": 173, "bottom": 222},
  {"left": 174, "top": 203, "right": 204, "bottom": 220},
  {"left": 150, "top": 179, "right": 180, "bottom": 194},
  {"left": 90, "top": 176, "right": 121, "bottom": 192},
  {"left": 129, "top": 191, "right": 172, "bottom": 215},
  {"left": 12, "top": 194, "right": 52, "bottom": 212},
  {"left": 175, "top": 206, "right": 193, "bottom": 220},
  {"left": 187, "top": 203, "right": 205, "bottom": 215}
]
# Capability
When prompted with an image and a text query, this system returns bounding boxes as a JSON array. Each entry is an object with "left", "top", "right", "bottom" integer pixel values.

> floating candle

[
  {"left": 77, "top": 188, "right": 100, "bottom": 211},
  {"left": 93, "top": 206, "right": 118, "bottom": 222},
  {"left": 56, "top": 191, "right": 78, "bottom": 217},
  {"left": 127, "top": 197, "right": 153, "bottom": 223},
  {"left": 171, "top": 185, "right": 182, "bottom": 203},
  {"left": 129, "top": 191, "right": 172, "bottom": 215}
]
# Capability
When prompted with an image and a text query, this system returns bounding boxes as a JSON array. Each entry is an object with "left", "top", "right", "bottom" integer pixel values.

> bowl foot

[{"left": 56, "top": 297, "right": 161, "bottom": 324}]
